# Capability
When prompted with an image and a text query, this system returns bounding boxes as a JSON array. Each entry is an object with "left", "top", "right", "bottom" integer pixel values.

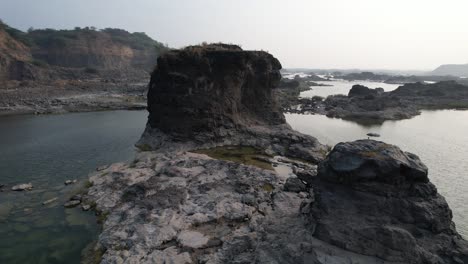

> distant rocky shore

[
  {"left": 82, "top": 44, "right": 468, "bottom": 263},
  {"left": 0, "top": 22, "right": 167, "bottom": 115},
  {"left": 284, "top": 80, "right": 468, "bottom": 124},
  {"left": 0, "top": 79, "right": 147, "bottom": 116}
]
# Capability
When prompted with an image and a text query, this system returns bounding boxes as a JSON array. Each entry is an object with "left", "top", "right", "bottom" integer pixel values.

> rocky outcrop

[
  {"left": 147, "top": 44, "right": 284, "bottom": 135},
  {"left": 140, "top": 44, "right": 327, "bottom": 162},
  {"left": 85, "top": 140, "right": 468, "bottom": 263},
  {"left": 348, "top": 84, "right": 383, "bottom": 97},
  {"left": 84, "top": 45, "right": 468, "bottom": 263},
  {"left": 287, "top": 81, "right": 468, "bottom": 124},
  {"left": 309, "top": 140, "right": 468, "bottom": 263}
]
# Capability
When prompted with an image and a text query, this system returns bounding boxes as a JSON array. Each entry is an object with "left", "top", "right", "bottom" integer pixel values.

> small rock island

[
  {"left": 84, "top": 44, "right": 468, "bottom": 263},
  {"left": 286, "top": 81, "right": 468, "bottom": 124}
]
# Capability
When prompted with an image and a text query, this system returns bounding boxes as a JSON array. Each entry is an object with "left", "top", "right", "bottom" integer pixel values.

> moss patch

[
  {"left": 135, "top": 144, "right": 152, "bottom": 152},
  {"left": 194, "top": 146, "right": 273, "bottom": 170}
]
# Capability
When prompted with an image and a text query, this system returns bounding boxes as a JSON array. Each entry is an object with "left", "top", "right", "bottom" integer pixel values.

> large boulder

[
  {"left": 348, "top": 84, "right": 379, "bottom": 97},
  {"left": 318, "top": 140, "right": 428, "bottom": 185},
  {"left": 147, "top": 44, "right": 285, "bottom": 137},
  {"left": 310, "top": 140, "right": 468, "bottom": 264}
]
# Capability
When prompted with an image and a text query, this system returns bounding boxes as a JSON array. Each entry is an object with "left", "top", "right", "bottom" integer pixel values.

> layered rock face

[
  {"left": 147, "top": 44, "right": 285, "bottom": 136},
  {"left": 310, "top": 140, "right": 468, "bottom": 264},
  {"left": 0, "top": 23, "right": 167, "bottom": 83},
  {"left": 0, "top": 26, "right": 34, "bottom": 81}
]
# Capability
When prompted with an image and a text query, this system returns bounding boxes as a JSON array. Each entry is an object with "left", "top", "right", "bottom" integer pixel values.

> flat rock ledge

[{"left": 84, "top": 140, "right": 468, "bottom": 264}]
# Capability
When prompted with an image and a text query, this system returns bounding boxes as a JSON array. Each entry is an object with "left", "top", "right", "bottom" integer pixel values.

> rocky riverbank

[
  {"left": 285, "top": 81, "right": 468, "bottom": 124},
  {"left": 0, "top": 79, "right": 147, "bottom": 116},
  {"left": 83, "top": 44, "right": 468, "bottom": 263}
]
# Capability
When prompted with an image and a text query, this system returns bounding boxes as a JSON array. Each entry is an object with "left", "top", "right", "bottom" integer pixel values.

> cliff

[
  {"left": 0, "top": 21, "right": 167, "bottom": 82},
  {"left": 0, "top": 23, "right": 34, "bottom": 81},
  {"left": 140, "top": 43, "right": 327, "bottom": 162},
  {"left": 147, "top": 44, "right": 284, "bottom": 136}
]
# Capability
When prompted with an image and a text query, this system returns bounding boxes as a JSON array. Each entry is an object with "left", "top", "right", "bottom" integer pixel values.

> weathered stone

[
  {"left": 11, "top": 183, "right": 33, "bottom": 191},
  {"left": 310, "top": 139, "right": 468, "bottom": 263},
  {"left": 284, "top": 177, "right": 307, "bottom": 193},
  {"left": 42, "top": 197, "right": 58, "bottom": 205},
  {"left": 318, "top": 139, "right": 428, "bottom": 186},
  {"left": 64, "top": 200, "right": 81, "bottom": 208},
  {"left": 177, "top": 231, "right": 210, "bottom": 249},
  {"left": 64, "top": 179, "right": 77, "bottom": 185},
  {"left": 147, "top": 44, "right": 284, "bottom": 137}
]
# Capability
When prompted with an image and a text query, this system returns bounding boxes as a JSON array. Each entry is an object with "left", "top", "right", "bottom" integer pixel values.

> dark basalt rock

[
  {"left": 147, "top": 44, "right": 284, "bottom": 137},
  {"left": 318, "top": 140, "right": 428, "bottom": 185},
  {"left": 140, "top": 44, "right": 328, "bottom": 163},
  {"left": 310, "top": 140, "right": 468, "bottom": 264},
  {"left": 348, "top": 84, "right": 379, "bottom": 97}
]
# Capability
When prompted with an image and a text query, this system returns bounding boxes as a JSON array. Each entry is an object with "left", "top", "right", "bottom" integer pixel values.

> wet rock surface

[{"left": 11, "top": 183, "right": 33, "bottom": 191}]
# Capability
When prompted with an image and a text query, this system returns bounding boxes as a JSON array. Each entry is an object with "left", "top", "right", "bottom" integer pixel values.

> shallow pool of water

[{"left": 0, "top": 110, "right": 147, "bottom": 264}]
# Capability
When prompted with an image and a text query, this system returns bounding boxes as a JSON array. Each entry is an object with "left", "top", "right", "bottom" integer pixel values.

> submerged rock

[
  {"left": 310, "top": 140, "right": 468, "bottom": 263},
  {"left": 42, "top": 197, "right": 58, "bottom": 205},
  {"left": 11, "top": 183, "right": 33, "bottom": 191},
  {"left": 64, "top": 179, "right": 77, "bottom": 185},
  {"left": 64, "top": 200, "right": 81, "bottom": 208}
]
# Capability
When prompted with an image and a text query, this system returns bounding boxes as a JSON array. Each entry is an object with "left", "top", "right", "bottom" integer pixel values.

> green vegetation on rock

[{"left": 194, "top": 146, "right": 273, "bottom": 170}]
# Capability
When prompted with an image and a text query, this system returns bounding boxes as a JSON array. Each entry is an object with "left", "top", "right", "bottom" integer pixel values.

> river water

[
  {"left": 0, "top": 82, "right": 467, "bottom": 263},
  {"left": 285, "top": 78, "right": 468, "bottom": 238},
  {"left": 0, "top": 110, "right": 147, "bottom": 264}
]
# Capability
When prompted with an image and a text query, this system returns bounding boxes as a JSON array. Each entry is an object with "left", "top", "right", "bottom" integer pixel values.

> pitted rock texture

[
  {"left": 146, "top": 44, "right": 285, "bottom": 137},
  {"left": 310, "top": 140, "right": 468, "bottom": 264},
  {"left": 86, "top": 151, "right": 403, "bottom": 264}
]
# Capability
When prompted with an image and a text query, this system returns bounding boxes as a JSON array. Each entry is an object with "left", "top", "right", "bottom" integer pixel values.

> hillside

[
  {"left": 432, "top": 63, "right": 468, "bottom": 77},
  {"left": 0, "top": 21, "right": 167, "bottom": 82},
  {"left": 0, "top": 23, "right": 34, "bottom": 81}
]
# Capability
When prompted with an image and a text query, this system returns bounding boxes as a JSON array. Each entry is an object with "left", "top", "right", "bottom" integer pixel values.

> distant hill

[
  {"left": 0, "top": 20, "right": 168, "bottom": 82},
  {"left": 432, "top": 63, "right": 468, "bottom": 77}
]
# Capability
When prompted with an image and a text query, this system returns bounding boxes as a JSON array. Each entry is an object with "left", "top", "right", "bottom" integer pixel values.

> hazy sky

[{"left": 1, "top": 0, "right": 467, "bottom": 70}]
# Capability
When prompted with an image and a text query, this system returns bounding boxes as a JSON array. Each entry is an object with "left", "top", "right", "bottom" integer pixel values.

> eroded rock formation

[
  {"left": 85, "top": 45, "right": 468, "bottom": 263},
  {"left": 310, "top": 140, "right": 468, "bottom": 264},
  {"left": 146, "top": 44, "right": 284, "bottom": 136},
  {"left": 139, "top": 44, "right": 327, "bottom": 162}
]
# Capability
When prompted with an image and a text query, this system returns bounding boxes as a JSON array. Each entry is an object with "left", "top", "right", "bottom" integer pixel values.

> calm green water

[{"left": 0, "top": 110, "right": 147, "bottom": 264}]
